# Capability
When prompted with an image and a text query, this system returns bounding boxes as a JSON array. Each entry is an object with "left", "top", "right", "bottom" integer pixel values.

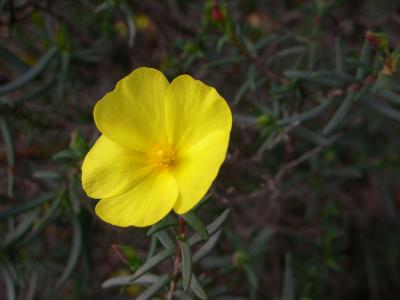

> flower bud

[{"left": 211, "top": 0, "right": 224, "bottom": 22}]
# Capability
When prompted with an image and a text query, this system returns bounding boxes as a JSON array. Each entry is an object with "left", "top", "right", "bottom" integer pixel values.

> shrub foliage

[{"left": 1, "top": 1, "right": 400, "bottom": 299}]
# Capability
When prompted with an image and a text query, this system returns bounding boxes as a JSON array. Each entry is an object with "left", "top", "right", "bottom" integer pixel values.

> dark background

[{"left": 1, "top": 0, "right": 400, "bottom": 299}]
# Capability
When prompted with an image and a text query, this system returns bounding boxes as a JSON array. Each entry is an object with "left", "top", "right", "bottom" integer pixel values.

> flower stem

[{"left": 166, "top": 216, "right": 185, "bottom": 300}]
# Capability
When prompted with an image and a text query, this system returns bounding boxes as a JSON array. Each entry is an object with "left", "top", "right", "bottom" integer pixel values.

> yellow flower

[{"left": 81, "top": 67, "right": 232, "bottom": 227}]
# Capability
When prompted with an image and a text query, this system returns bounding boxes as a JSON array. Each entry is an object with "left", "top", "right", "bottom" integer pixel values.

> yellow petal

[
  {"left": 82, "top": 135, "right": 153, "bottom": 199},
  {"left": 95, "top": 170, "right": 178, "bottom": 227},
  {"left": 172, "top": 130, "right": 230, "bottom": 214},
  {"left": 94, "top": 67, "right": 169, "bottom": 152},
  {"left": 164, "top": 75, "right": 232, "bottom": 150}
]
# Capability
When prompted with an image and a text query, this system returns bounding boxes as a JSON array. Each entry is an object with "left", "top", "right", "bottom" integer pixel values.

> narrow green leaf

[
  {"left": 33, "top": 171, "right": 61, "bottom": 180},
  {"left": 378, "top": 90, "right": 400, "bottom": 106},
  {"left": 281, "top": 254, "right": 295, "bottom": 300},
  {"left": 321, "top": 167, "right": 363, "bottom": 178},
  {"left": 112, "top": 244, "right": 142, "bottom": 269},
  {"left": 0, "top": 44, "right": 28, "bottom": 72},
  {"left": 307, "top": 43, "right": 317, "bottom": 70},
  {"left": 278, "top": 97, "right": 334, "bottom": 126},
  {"left": 1, "top": 266, "right": 16, "bottom": 300},
  {"left": 243, "top": 36, "right": 256, "bottom": 57},
  {"left": 12, "top": 79, "right": 54, "bottom": 106},
  {"left": 21, "top": 188, "right": 65, "bottom": 245},
  {"left": 284, "top": 70, "right": 343, "bottom": 87},
  {"left": 189, "top": 209, "right": 230, "bottom": 246},
  {"left": 147, "top": 214, "right": 178, "bottom": 236},
  {"left": 372, "top": 74, "right": 392, "bottom": 93},
  {"left": 120, "top": 2, "right": 136, "bottom": 47},
  {"left": 233, "top": 80, "right": 250, "bottom": 106},
  {"left": 313, "top": 71, "right": 354, "bottom": 82},
  {"left": 3, "top": 211, "right": 37, "bottom": 247},
  {"left": 54, "top": 51, "right": 70, "bottom": 102},
  {"left": 193, "top": 230, "right": 222, "bottom": 263},
  {"left": 243, "top": 265, "right": 258, "bottom": 295},
  {"left": 174, "top": 290, "right": 193, "bottom": 299},
  {"left": 155, "top": 229, "right": 176, "bottom": 249},
  {"left": 71, "top": 48, "right": 102, "bottom": 63},
  {"left": 182, "top": 211, "right": 208, "bottom": 240},
  {"left": 179, "top": 239, "right": 192, "bottom": 291},
  {"left": 0, "top": 47, "right": 58, "bottom": 95},
  {"left": 102, "top": 262, "right": 174, "bottom": 289},
  {"left": 293, "top": 126, "right": 336, "bottom": 146},
  {"left": 205, "top": 209, "right": 230, "bottom": 235},
  {"left": 94, "top": 0, "right": 115, "bottom": 13},
  {"left": 102, "top": 274, "right": 159, "bottom": 289},
  {"left": 0, "top": 192, "right": 55, "bottom": 220},
  {"left": 25, "top": 272, "right": 38, "bottom": 300},
  {"left": 0, "top": 116, "right": 14, "bottom": 197},
  {"left": 254, "top": 33, "right": 278, "bottom": 51},
  {"left": 273, "top": 31, "right": 295, "bottom": 47},
  {"left": 190, "top": 274, "right": 208, "bottom": 300},
  {"left": 347, "top": 58, "right": 374, "bottom": 74},
  {"left": 204, "top": 56, "right": 242, "bottom": 69},
  {"left": 247, "top": 65, "right": 256, "bottom": 91},
  {"left": 356, "top": 40, "right": 372, "bottom": 80},
  {"left": 233, "top": 114, "right": 259, "bottom": 126},
  {"left": 379, "top": 176, "right": 399, "bottom": 221},
  {"left": 130, "top": 248, "right": 175, "bottom": 281},
  {"left": 217, "top": 35, "right": 229, "bottom": 52},
  {"left": 55, "top": 215, "right": 83, "bottom": 289},
  {"left": 250, "top": 227, "right": 274, "bottom": 251},
  {"left": 266, "top": 46, "right": 306, "bottom": 66},
  {"left": 323, "top": 91, "right": 356, "bottom": 135},
  {"left": 147, "top": 235, "right": 158, "bottom": 260},
  {"left": 52, "top": 149, "right": 75, "bottom": 160},
  {"left": 335, "top": 37, "right": 346, "bottom": 74},
  {"left": 68, "top": 175, "right": 80, "bottom": 214},
  {"left": 363, "top": 96, "right": 400, "bottom": 121},
  {"left": 136, "top": 274, "right": 170, "bottom": 300}
]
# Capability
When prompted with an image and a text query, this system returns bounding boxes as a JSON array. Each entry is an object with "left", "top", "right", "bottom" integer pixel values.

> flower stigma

[{"left": 148, "top": 143, "right": 176, "bottom": 169}]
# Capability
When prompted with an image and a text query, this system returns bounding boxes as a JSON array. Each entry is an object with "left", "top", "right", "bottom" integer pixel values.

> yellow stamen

[{"left": 148, "top": 143, "right": 175, "bottom": 169}]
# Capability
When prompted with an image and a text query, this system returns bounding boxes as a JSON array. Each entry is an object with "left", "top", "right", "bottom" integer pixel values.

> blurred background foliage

[{"left": 1, "top": 0, "right": 400, "bottom": 299}]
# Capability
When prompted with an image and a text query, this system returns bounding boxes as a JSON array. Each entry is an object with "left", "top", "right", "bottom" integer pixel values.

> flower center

[{"left": 148, "top": 143, "right": 175, "bottom": 169}]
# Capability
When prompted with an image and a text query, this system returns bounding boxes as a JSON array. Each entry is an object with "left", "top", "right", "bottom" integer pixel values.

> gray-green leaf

[
  {"left": 179, "top": 239, "right": 192, "bottom": 291},
  {"left": 182, "top": 211, "right": 208, "bottom": 240}
]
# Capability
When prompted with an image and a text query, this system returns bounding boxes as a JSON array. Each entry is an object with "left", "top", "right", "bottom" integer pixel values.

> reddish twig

[
  {"left": 166, "top": 216, "right": 185, "bottom": 300},
  {"left": 274, "top": 145, "right": 324, "bottom": 185}
]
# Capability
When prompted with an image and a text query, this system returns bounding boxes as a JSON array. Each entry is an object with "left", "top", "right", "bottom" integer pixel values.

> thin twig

[
  {"left": 166, "top": 216, "right": 185, "bottom": 300},
  {"left": 326, "top": 74, "right": 377, "bottom": 97},
  {"left": 274, "top": 145, "right": 323, "bottom": 184},
  {"left": 166, "top": 251, "right": 180, "bottom": 300}
]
